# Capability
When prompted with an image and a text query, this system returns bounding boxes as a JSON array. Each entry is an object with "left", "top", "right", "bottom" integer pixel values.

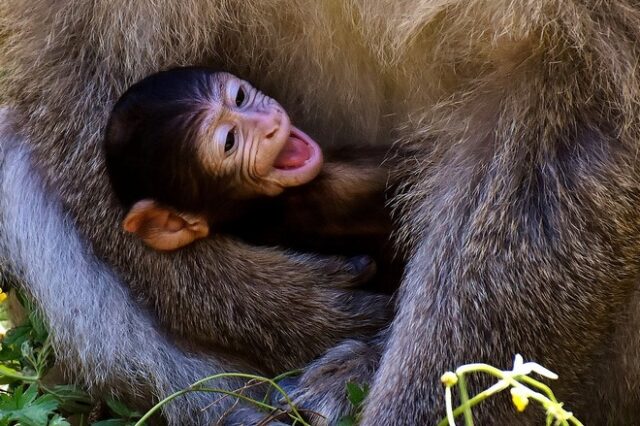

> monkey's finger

[
  {"left": 345, "top": 255, "right": 377, "bottom": 284},
  {"left": 321, "top": 255, "right": 378, "bottom": 288},
  {"left": 273, "top": 377, "right": 300, "bottom": 406}
]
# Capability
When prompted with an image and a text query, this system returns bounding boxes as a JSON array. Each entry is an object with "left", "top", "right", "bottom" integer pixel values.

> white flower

[{"left": 512, "top": 354, "right": 558, "bottom": 380}]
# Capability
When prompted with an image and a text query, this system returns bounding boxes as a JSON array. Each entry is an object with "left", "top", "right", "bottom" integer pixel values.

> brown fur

[{"left": 2, "top": 0, "right": 640, "bottom": 424}]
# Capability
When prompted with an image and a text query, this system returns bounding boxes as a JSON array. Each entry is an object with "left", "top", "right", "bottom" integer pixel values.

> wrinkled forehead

[
  {"left": 198, "top": 72, "right": 234, "bottom": 128},
  {"left": 208, "top": 71, "right": 231, "bottom": 97}
]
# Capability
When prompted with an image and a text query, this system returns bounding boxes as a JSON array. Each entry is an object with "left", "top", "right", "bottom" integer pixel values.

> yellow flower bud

[
  {"left": 0, "top": 290, "right": 7, "bottom": 303},
  {"left": 440, "top": 371, "right": 458, "bottom": 387},
  {"left": 510, "top": 387, "right": 529, "bottom": 412}
]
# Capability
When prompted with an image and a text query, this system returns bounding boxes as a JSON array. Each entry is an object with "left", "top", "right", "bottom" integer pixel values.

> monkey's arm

[{"left": 278, "top": 152, "right": 393, "bottom": 239}]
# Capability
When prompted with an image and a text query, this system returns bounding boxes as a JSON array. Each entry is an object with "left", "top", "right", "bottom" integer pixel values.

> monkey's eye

[
  {"left": 235, "top": 87, "right": 246, "bottom": 107},
  {"left": 224, "top": 129, "right": 236, "bottom": 153}
]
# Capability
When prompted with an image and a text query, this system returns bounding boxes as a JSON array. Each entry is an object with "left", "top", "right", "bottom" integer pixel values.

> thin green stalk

[
  {"left": 0, "top": 365, "right": 38, "bottom": 382},
  {"left": 133, "top": 372, "right": 309, "bottom": 426},
  {"left": 197, "top": 387, "right": 277, "bottom": 412},
  {"left": 444, "top": 385, "right": 455, "bottom": 426},
  {"left": 135, "top": 387, "right": 282, "bottom": 425},
  {"left": 518, "top": 376, "right": 558, "bottom": 403},
  {"left": 457, "top": 373, "right": 473, "bottom": 426},
  {"left": 456, "top": 363, "right": 503, "bottom": 377},
  {"left": 437, "top": 381, "right": 510, "bottom": 426},
  {"left": 261, "top": 369, "right": 302, "bottom": 404}
]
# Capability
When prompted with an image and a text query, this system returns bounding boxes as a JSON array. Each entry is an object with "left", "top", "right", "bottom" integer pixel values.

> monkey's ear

[{"left": 123, "top": 200, "right": 210, "bottom": 251}]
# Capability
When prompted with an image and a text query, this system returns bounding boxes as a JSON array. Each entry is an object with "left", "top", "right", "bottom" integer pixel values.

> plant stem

[
  {"left": 457, "top": 374, "right": 473, "bottom": 426},
  {"left": 133, "top": 372, "right": 310, "bottom": 426},
  {"left": 0, "top": 365, "right": 38, "bottom": 382},
  {"left": 437, "top": 381, "right": 509, "bottom": 426},
  {"left": 444, "top": 385, "right": 456, "bottom": 426},
  {"left": 519, "top": 375, "right": 557, "bottom": 403}
]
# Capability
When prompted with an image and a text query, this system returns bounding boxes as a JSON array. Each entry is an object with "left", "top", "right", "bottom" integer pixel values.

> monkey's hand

[
  {"left": 273, "top": 337, "right": 383, "bottom": 426},
  {"left": 322, "top": 255, "right": 377, "bottom": 288}
]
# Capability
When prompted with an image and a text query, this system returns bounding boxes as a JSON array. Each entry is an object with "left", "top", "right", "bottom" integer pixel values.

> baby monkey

[{"left": 104, "top": 67, "right": 397, "bottom": 286}]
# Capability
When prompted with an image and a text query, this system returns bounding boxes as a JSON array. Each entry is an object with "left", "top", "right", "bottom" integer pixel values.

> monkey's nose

[
  {"left": 264, "top": 126, "right": 278, "bottom": 140},
  {"left": 258, "top": 112, "right": 281, "bottom": 140},
  {"left": 244, "top": 107, "right": 283, "bottom": 141}
]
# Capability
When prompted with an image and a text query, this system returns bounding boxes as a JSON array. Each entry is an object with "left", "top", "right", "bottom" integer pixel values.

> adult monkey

[{"left": 2, "top": 0, "right": 640, "bottom": 425}]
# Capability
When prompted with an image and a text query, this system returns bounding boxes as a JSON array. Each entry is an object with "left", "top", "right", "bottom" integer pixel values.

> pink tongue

[{"left": 274, "top": 135, "right": 311, "bottom": 169}]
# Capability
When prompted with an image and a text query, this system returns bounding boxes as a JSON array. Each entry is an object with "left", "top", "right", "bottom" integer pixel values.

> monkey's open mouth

[
  {"left": 273, "top": 127, "right": 322, "bottom": 171},
  {"left": 270, "top": 126, "right": 323, "bottom": 186}
]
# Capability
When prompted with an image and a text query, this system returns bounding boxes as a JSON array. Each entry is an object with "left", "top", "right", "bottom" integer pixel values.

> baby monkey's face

[{"left": 198, "top": 72, "right": 323, "bottom": 197}]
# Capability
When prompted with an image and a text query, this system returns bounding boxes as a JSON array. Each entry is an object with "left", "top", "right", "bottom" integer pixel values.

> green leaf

[
  {"left": 337, "top": 415, "right": 356, "bottom": 426},
  {"left": 345, "top": 382, "right": 369, "bottom": 407},
  {"left": 49, "top": 385, "right": 92, "bottom": 414},
  {"left": 21, "top": 340, "right": 35, "bottom": 360},
  {"left": 22, "top": 383, "right": 40, "bottom": 404},
  {"left": 91, "top": 420, "right": 131, "bottom": 426},
  {"left": 0, "top": 325, "right": 32, "bottom": 361},
  {"left": 0, "top": 384, "right": 59, "bottom": 426},
  {"left": 28, "top": 310, "right": 48, "bottom": 343},
  {"left": 49, "top": 414, "right": 71, "bottom": 426},
  {"left": 2, "top": 325, "right": 32, "bottom": 345},
  {"left": 0, "top": 374, "right": 18, "bottom": 386},
  {"left": 0, "top": 364, "right": 21, "bottom": 378},
  {"left": 105, "top": 398, "right": 141, "bottom": 419},
  {"left": 0, "top": 291, "right": 74, "bottom": 426},
  {"left": 0, "top": 364, "right": 38, "bottom": 382}
]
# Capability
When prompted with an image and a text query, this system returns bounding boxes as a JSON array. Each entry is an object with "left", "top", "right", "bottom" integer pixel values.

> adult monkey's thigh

[{"left": 359, "top": 2, "right": 640, "bottom": 425}]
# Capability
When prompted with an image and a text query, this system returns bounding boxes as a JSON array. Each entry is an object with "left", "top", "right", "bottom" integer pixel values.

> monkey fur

[{"left": 3, "top": 1, "right": 640, "bottom": 425}]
